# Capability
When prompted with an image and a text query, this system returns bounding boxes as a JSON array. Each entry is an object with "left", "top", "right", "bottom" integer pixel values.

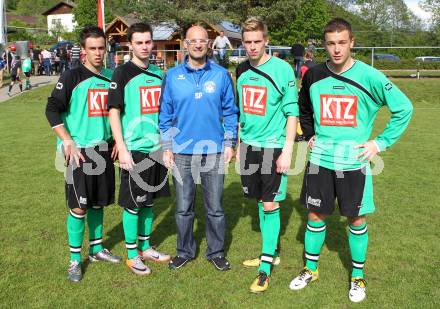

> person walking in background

[
  {"left": 41, "top": 48, "right": 52, "bottom": 76},
  {"left": 32, "top": 46, "right": 41, "bottom": 76},
  {"left": 8, "top": 55, "right": 23, "bottom": 96},
  {"left": 0, "top": 57, "right": 6, "bottom": 88},
  {"left": 300, "top": 50, "right": 317, "bottom": 80},
  {"left": 291, "top": 43, "right": 305, "bottom": 79},
  {"left": 70, "top": 43, "right": 81, "bottom": 69},
  {"left": 212, "top": 30, "right": 233, "bottom": 67},
  {"left": 59, "top": 47, "right": 69, "bottom": 74},
  {"left": 21, "top": 55, "right": 32, "bottom": 90},
  {"left": 107, "top": 35, "right": 116, "bottom": 69}
]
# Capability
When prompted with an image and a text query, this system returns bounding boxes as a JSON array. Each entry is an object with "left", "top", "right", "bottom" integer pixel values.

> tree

[
  {"left": 267, "top": 0, "right": 328, "bottom": 46},
  {"left": 129, "top": 0, "right": 245, "bottom": 51},
  {"left": 420, "top": 0, "right": 440, "bottom": 42},
  {"left": 73, "top": 0, "right": 98, "bottom": 29},
  {"left": 16, "top": 0, "right": 58, "bottom": 15}
]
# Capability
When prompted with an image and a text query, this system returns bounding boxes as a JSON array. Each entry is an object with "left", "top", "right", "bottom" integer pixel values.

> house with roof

[
  {"left": 42, "top": 1, "right": 76, "bottom": 34},
  {"left": 105, "top": 15, "right": 242, "bottom": 67}
]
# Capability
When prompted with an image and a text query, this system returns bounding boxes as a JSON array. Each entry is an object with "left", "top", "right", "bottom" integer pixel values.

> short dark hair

[
  {"left": 323, "top": 18, "right": 353, "bottom": 39},
  {"left": 127, "top": 23, "right": 153, "bottom": 42},
  {"left": 80, "top": 26, "right": 106, "bottom": 48}
]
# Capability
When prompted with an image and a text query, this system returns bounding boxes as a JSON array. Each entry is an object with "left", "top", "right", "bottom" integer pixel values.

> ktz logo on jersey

[
  {"left": 140, "top": 86, "right": 161, "bottom": 114},
  {"left": 88, "top": 89, "right": 109, "bottom": 117},
  {"left": 242, "top": 85, "right": 267, "bottom": 116},
  {"left": 320, "top": 94, "right": 358, "bottom": 127}
]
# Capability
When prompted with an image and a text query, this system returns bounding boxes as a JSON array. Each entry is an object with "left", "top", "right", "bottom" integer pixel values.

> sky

[{"left": 404, "top": 0, "right": 432, "bottom": 22}]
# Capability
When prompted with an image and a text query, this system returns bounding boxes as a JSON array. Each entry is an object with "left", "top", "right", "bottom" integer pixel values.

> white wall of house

[{"left": 47, "top": 13, "right": 76, "bottom": 33}]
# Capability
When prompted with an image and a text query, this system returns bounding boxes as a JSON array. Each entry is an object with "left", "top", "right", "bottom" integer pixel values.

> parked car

[
  {"left": 49, "top": 40, "right": 74, "bottom": 52},
  {"left": 373, "top": 53, "right": 400, "bottom": 61},
  {"left": 415, "top": 56, "right": 440, "bottom": 62}
]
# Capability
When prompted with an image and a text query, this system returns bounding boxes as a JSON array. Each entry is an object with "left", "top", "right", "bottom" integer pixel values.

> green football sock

[
  {"left": 87, "top": 207, "right": 104, "bottom": 255},
  {"left": 138, "top": 206, "right": 153, "bottom": 251},
  {"left": 304, "top": 219, "right": 326, "bottom": 272},
  {"left": 123, "top": 208, "right": 139, "bottom": 259},
  {"left": 258, "top": 201, "right": 264, "bottom": 233},
  {"left": 67, "top": 209, "right": 86, "bottom": 263},
  {"left": 258, "top": 208, "right": 280, "bottom": 275},
  {"left": 349, "top": 222, "right": 368, "bottom": 279}
]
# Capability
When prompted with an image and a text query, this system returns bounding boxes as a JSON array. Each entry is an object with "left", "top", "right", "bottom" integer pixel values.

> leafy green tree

[
  {"left": 267, "top": 0, "right": 328, "bottom": 46},
  {"left": 420, "top": 0, "right": 440, "bottom": 42},
  {"left": 16, "top": 0, "right": 58, "bottom": 15}
]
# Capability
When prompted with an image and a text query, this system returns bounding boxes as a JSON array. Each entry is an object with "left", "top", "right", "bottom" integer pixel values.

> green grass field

[{"left": 0, "top": 79, "right": 439, "bottom": 308}]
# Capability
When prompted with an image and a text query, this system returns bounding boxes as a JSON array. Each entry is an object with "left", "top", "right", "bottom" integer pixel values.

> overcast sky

[{"left": 404, "top": 0, "right": 432, "bottom": 22}]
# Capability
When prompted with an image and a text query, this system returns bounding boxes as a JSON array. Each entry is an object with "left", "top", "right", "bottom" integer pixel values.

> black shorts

[
  {"left": 118, "top": 150, "right": 170, "bottom": 209},
  {"left": 300, "top": 162, "right": 374, "bottom": 217},
  {"left": 239, "top": 142, "right": 287, "bottom": 202},
  {"left": 11, "top": 74, "right": 20, "bottom": 82},
  {"left": 24, "top": 72, "right": 30, "bottom": 78},
  {"left": 65, "top": 145, "right": 115, "bottom": 209}
]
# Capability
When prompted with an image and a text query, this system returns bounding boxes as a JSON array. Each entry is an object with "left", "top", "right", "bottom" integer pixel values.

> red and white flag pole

[{"left": 97, "top": 0, "right": 105, "bottom": 33}]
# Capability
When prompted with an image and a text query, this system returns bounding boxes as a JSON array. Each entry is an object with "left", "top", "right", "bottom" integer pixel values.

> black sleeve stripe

[
  {"left": 144, "top": 71, "right": 163, "bottom": 81},
  {"left": 325, "top": 67, "right": 380, "bottom": 106},
  {"left": 249, "top": 66, "right": 283, "bottom": 96},
  {"left": 299, "top": 70, "right": 315, "bottom": 140}
]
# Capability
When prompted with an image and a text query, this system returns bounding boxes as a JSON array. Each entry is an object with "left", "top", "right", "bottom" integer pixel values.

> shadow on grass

[
  {"left": 293, "top": 199, "right": 352, "bottom": 279},
  {"left": 102, "top": 183, "right": 174, "bottom": 254}
]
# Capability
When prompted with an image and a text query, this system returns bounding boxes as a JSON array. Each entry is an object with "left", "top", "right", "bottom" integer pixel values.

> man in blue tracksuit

[{"left": 159, "top": 25, "right": 238, "bottom": 271}]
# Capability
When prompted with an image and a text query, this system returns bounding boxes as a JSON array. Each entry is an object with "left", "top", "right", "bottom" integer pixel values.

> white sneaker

[
  {"left": 289, "top": 267, "right": 319, "bottom": 290},
  {"left": 126, "top": 256, "right": 151, "bottom": 276},
  {"left": 139, "top": 247, "right": 171, "bottom": 263},
  {"left": 349, "top": 277, "right": 367, "bottom": 303}
]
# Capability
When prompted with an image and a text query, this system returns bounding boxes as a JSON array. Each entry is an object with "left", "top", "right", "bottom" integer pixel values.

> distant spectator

[
  {"left": 8, "top": 55, "right": 22, "bottom": 96},
  {"left": 107, "top": 35, "right": 116, "bottom": 69},
  {"left": 32, "top": 47, "right": 41, "bottom": 76},
  {"left": 59, "top": 47, "right": 69, "bottom": 74},
  {"left": 306, "top": 38, "right": 316, "bottom": 53},
  {"left": 70, "top": 43, "right": 81, "bottom": 69},
  {"left": 212, "top": 30, "right": 233, "bottom": 67},
  {"left": 300, "top": 50, "right": 317, "bottom": 79},
  {"left": 41, "top": 48, "right": 52, "bottom": 76},
  {"left": 123, "top": 52, "right": 130, "bottom": 63},
  {"left": 53, "top": 49, "right": 60, "bottom": 74},
  {"left": 21, "top": 56, "right": 32, "bottom": 90},
  {"left": 114, "top": 53, "right": 119, "bottom": 68},
  {"left": 291, "top": 43, "right": 305, "bottom": 78},
  {"left": 0, "top": 57, "right": 6, "bottom": 88}
]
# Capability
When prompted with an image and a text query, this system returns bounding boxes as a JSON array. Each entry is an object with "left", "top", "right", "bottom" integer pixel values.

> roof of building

[
  {"left": 106, "top": 15, "right": 240, "bottom": 41},
  {"left": 6, "top": 14, "right": 38, "bottom": 25},
  {"left": 42, "top": 1, "right": 75, "bottom": 16}
]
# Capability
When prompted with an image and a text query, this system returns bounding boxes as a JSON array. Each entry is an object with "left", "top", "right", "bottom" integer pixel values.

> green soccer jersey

[
  {"left": 107, "top": 61, "right": 163, "bottom": 154},
  {"left": 45, "top": 64, "right": 113, "bottom": 149},
  {"left": 236, "top": 56, "right": 299, "bottom": 148},
  {"left": 300, "top": 60, "right": 413, "bottom": 170},
  {"left": 22, "top": 58, "right": 32, "bottom": 73}
]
